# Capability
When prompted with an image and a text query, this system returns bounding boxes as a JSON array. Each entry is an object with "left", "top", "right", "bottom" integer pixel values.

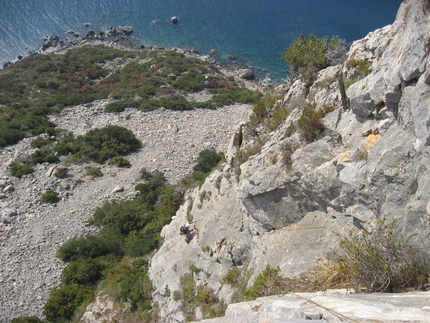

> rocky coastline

[{"left": 3, "top": 25, "right": 261, "bottom": 85}]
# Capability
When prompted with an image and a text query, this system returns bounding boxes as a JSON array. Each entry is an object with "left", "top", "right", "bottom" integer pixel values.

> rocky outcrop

[
  {"left": 148, "top": 0, "right": 430, "bottom": 321},
  {"left": 194, "top": 290, "right": 430, "bottom": 323}
]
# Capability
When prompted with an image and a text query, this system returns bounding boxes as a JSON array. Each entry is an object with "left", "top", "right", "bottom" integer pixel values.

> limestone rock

[
  {"left": 239, "top": 69, "right": 254, "bottom": 80},
  {"left": 112, "top": 185, "right": 124, "bottom": 193},
  {"left": 148, "top": 2, "right": 430, "bottom": 322}
]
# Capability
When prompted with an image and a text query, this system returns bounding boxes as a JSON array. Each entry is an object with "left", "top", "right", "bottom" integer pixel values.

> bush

[
  {"left": 30, "top": 136, "right": 55, "bottom": 148},
  {"left": 193, "top": 149, "right": 222, "bottom": 176},
  {"left": 243, "top": 265, "right": 290, "bottom": 300},
  {"left": 54, "top": 125, "right": 141, "bottom": 164},
  {"left": 335, "top": 217, "right": 429, "bottom": 292},
  {"left": 40, "top": 190, "right": 60, "bottom": 204},
  {"left": 62, "top": 258, "right": 105, "bottom": 286},
  {"left": 43, "top": 284, "right": 94, "bottom": 323},
  {"left": 0, "top": 128, "right": 26, "bottom": 147},
  {"left": 297, "top": 102, "right": 332, "bottom": 143},
  {"left": 10, "top": 164, "right": 34, "bottom": 178},
  {"left": 104, "top": 262, "right": 153, "bottom": 312},
  {"left": 30, "top": 149, "right": 59, "bottom": 164},
  {"left": 56, "top": 227, "right": 124, "bottom": 262},
  {"left": 281, "top": 34, "right": 346, "bottom": 85},
  {"left": 11, "top": 317, "right": 43, "bottom": 323},
  {"left": 176, "top": 271, "right": 226, "bottom": 321},
  {"left": 86, "top": 167, "right": 103, "bottom": 178},
  {"left": 108, "top": 156, "right": 131, "bottom": 168}
]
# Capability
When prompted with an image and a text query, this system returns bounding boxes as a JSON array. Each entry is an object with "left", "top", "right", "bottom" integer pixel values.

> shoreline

[{"left": 2, "top": 25, "right": 277, "bottom": 87}]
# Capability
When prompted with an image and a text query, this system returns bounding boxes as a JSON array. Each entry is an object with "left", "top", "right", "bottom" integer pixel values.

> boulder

[
  {"left": 42, "top": 35, "right": 60, "bottom": 50},
  {"left": 239, "top": 69, "right": 254, "bottom": 80},
  {"left": 112, "top": 185, "right": 124, "bottom": 193},
  {"left": 120, "top": 25, "right": 133, "bottom": 34},
  {"left": 209, "top": 48, "right": 219, "bottom": 56},
  {"left": 85, "top": 30, "right": 96, "bottom": 39}
]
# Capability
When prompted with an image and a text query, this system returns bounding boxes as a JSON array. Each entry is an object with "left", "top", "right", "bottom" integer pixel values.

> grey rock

[
  {"left": 112, "top": 185, "right": 124, "bottom": 193},
  {"left": 239, "top": 69, "right": 254, "bottom": 80},
  {"left": 3, "top": 185, "right": 14, "bottom": 193}
]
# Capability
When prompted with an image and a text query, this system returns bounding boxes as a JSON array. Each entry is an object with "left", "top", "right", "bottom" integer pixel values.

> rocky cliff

[{"left": 148, "top": 0, "right": 430, "bottom": 321}]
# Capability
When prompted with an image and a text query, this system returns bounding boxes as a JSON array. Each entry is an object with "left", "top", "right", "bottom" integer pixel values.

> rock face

[{"left": 148, "top": 0, "right": 430, "bottom": 321}]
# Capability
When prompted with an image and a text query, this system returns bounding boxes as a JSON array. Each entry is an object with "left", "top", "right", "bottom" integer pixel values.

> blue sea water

[{"left": 0, "top": 0, "right": 403, "bottom": 81}]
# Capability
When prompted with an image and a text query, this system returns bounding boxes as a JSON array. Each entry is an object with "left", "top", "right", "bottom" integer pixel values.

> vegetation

[
  {"left": 108, "top": 156, "right": 131, "bottom": 168},
  {"left": 8, "top": 125, "right": 140, "bottom": 179},
  {"left": 0, "top": 46, "right": 260, "bottom": 150},
  {"left": 85, "top": 167, "right": 103, "bottom": 179},
  {"left": 181, "top": 149, "right": 224, "bottom": 187},
  {"left": 40, "top": 190, "right": 60, "bottom": 204},
  {"left": 10, "top": 163, "right": 34, "bottom": 178},
  {"left": 346, "top": 57, "right": 372, "bottom": 77},
  {"left": 335, "top": 217, "right": 429, "bottom": 292},
  {"left": 45, "top": 169, "right": 182, "bottom": 321},
  {"left": 54, "top": 125, "right": 141, "bottom": 164},
  {"left": 281, "top": 34, "right": 346, "bottom": 86},
  {"left": 174, "top": 270, "right": 226, "bottom": 321},
  {"left": 11, "top": 317, "right": 43, "bottom": 323},
  {"left": 249, "top": 95, "right": 289, "bottom": 131},
  {"left": 297, "top": 102, "right": 334, "bottom": 143}
]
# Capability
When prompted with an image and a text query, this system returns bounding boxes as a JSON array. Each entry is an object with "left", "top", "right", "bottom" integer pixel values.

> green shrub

[
  {"left": 62, "top": 258, "right": 105, "bottom": 286},
  {"left": 43, "top": 284, "right": 94, "bottom": 323},
  {"left": 10, "top": 164, "right": 34, "bottom": 178},
  {"left": 243, "top": 265, "right": 290, "bottom": 300},
  {"left": 249, "top": 95, "right": 288, "bottom": 131},
  {"left": 11, "top": 317, "right": 43, "bottom": 323},
  {"left": 281, "top": 34, "right": 346, "bottom": 85},
  {"left": 346, "top": 57, "right": 372, "bottom": 77},
  {"left": 297, "top": 102, "right": 331, "bottom": 143},
  {"left": 0, "top": 128, "right": 26, "bottom": 147},
  {"left": 176, "top": 271, "right": 226, "bottom": 321},
  {"left": 221, "top": 266, "right": 242, "bottom": 286},
  {"left": 105, "top": 100, "right": 141, "bottom": 113},
  {"left": 86, "top": 167, "right": 103, "bottom": 178},
  {"left": 108, "top": 156, "right": 131, "bottom": 168},
  {"left": 335, "top": 217, "right": 429, "bottom": 292},
  {"left": 30, "top": 136, "right": 55, "bottom": 148},
  {"left": 40, "top": 190, "right": 60, "bottom": 204},
  {"left": 192, "top": 149, "right": 222, "bottom": 180},
  {"left": 56, "top": 227, "right": 124, "bottom": 262},
  {"left": 139, "top": 167, "right": 152, "bottom": 180},
  {"left": 30, "top": 149, "right": 59, "bottom": 164},
  {"left": 104, "top": 262, "right": 153, "bottom": 312},
  {"left": 54, "top": 125, "right": 141, "bottom": 164}
]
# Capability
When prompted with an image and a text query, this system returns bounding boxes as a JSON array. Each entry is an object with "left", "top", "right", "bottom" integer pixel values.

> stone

[
  {"left": 120, "top": 25, "right": 133, "bottom": 34},
  {"left": 3, "top": 185, "right": 14, "bottom": 193},
  {"left": 209, "top": 48, "right": 218, "bottom": 56},
  {"left": 41, "top": 35, "right": 60, "bottom": 50},
  {"left": 239, "top": 69, "right": 254, "bottom": 80},
  {"left": 85, "top": 30, "right": 96, "bottom": 39}
]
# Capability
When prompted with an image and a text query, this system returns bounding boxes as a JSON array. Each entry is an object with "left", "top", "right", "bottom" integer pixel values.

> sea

[{"left": 0, "top": 0, "right": 403, "bottom": 82}]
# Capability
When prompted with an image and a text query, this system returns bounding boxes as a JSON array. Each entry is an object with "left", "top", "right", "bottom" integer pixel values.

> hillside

[
  {"left": 0, "top": 43, "right": 261, "bottom": 322},
  {"left": 1, "top": 0, "right": 429, "bottom": 322}
]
